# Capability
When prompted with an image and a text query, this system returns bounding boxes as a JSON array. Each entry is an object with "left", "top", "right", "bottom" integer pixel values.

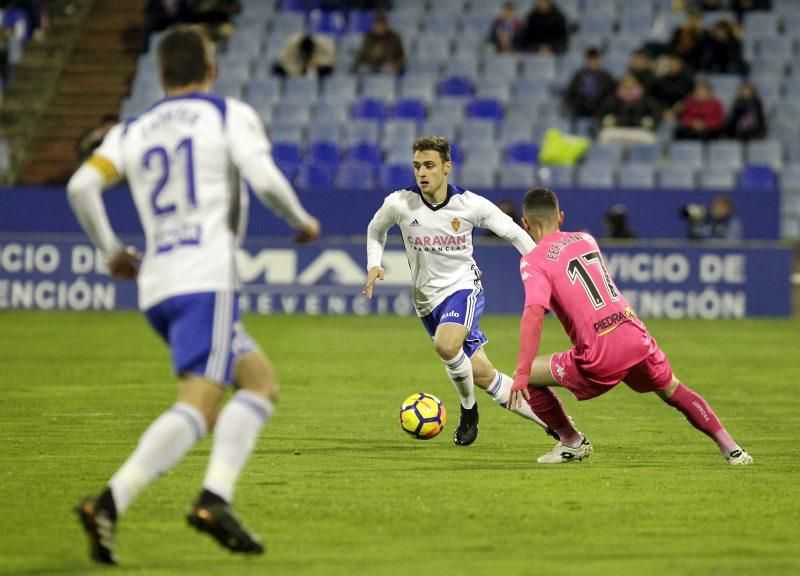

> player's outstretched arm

[
  {"left": 361, "top": 266, "right": 385, "bottom": 299},
  {"left": 476, "top": 196, "right": 536, "bottom": 255},
  {"left": 509, "top": 304, "right": 546, "bottom": 410}
]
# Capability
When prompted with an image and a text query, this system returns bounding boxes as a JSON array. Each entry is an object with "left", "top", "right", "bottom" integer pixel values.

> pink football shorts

[{"left": 549, "top": 345, "right": 673, "bottom": 401}]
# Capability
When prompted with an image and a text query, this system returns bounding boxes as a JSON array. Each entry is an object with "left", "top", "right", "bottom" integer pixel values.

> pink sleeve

[
  {"left": 521, "top": 255, "right": 551, "bottom": 310},
  {"left": 513, "top": 304, "right": 546, "bottom": 390}
]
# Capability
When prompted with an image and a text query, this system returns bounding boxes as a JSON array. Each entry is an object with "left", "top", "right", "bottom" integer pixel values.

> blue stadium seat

[
  {"left": 308, "top": 10, "right": 347, "bottom": 36},
  {"left": 504, "top": 142, "right": 540, "bottom": 164},
  {"left": 537, "top": 165, "right": 574, "bottom": 188},
  {"left": 390, "top": 98, "right": 427, "bottom": 122},
  {"left": 346, "top": 141, "right": 383, "bottom": 167},
  {"left": 379, "top": 163, "right": 415, "bottom": 190},
  {"left": 708, "top": 140, "right": 744, "bottom": 171},
  {"left": 335, "top": 161, "right": 377, "bottom": 191},
  {"left": 746, "top": 140, "right": 783, "bottom": 170},
  {"left": 351, "top": 98, "right": 387, "bottom": 122},
  {"left": 577, "top": 163, "right": 615, "bottom": 188},
  {"left": 306, "top": 141, "right": 341, "bottom": 174},
  {"left": 739, "top": 165, "right": 777, "bottom": 192},
  {"left": 657, "top": 165, "right": 695, "bottom": 189},
  {"left": 347, "top": 10, "right": 374, "bottom": 33},
  {"left": 699, "top": 167, "right": 736, "bottom": 190},
  {"left": 437, "top": 76, "right": 474, "bottom": 98},
  {"left": 466, "top": 98, "right": 503, "bottom": 123},
  {"left": 499, "top": 164, "right": 536, "bottom": 188},
  {"left": 618, "top": 163, "right": 656, "bottom": 189},
  {"left": 295, "top": 163, "right": 333, "bottom": 192}
]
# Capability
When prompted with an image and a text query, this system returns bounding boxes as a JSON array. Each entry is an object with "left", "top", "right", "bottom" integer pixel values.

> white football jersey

[
  {"left": 367, "top": 185, "right": 536, "bottom": 316},
  {"left": 95, "top": 94, "right": 290, "bottom": 309}
]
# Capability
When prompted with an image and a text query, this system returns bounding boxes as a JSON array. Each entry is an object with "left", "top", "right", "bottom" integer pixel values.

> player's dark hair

[
  {"left": 157, "top": 25, "right": 214, "bottom": 89},
  {"left": 522, "top": 187, "right": 560, "bottom": 218},
  {"left": 412, "top": 136, "right": 451, "bottom": 164}
]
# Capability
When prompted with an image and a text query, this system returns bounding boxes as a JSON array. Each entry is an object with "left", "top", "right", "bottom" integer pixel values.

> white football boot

[
  {"left": 537, "top": 436, "right": 593, "bottom": 464},
  {"left": 727, "top": 448, "right": 754, "bottom": 466}
]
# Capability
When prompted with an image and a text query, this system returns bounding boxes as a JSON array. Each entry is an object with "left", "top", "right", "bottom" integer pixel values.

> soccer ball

[{"left": 399, "top": 393, "right": 447, "bottom": 440}]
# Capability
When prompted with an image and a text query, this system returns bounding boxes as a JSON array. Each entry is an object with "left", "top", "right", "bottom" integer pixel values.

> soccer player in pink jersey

[{"left": 507, "top": 188, "right": 753, "bottom": 466}]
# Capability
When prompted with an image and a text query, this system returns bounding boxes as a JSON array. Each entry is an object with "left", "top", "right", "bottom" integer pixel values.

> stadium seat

[
  {"left": 481, "top": 55, "right": 519, "bottom": 81},
  {"left": 739, "top": 165, "right": 778, "bottom": 192},
  {"left": 459, "top": 119, "right": 496, "bottom": 143},
  {"left": 520, "top": 55, "right": 556, "bottom": 81},
  {"left": 346, "top": 141, "right": 383, "bottom": 167},
  {"left": 699, "top": 167, "right": 736, "bottom": 190},
  {"left": 268, "top": 123, "right": 304, "bottom": 145},
  {"left": 295, "top": 163, "right": 333, "bottom": 192},
  {"left": 312, "top": 101, "right": 349, "bottom": 124},
  {"left": 427, "top": 98, "right": 465, "bottom": 124},
  {"left": 0, "top": 138, "right": 10, "bottom": 175},
  {"left": 347, "top": 10, "right": 374, "bottom": 33},
  {"left": 746, "top": 140, "right": 783, "bottom": 170},
  {"left": 398, "top": 73, "right": 437, "bottom": 103},
  {"left": 344, "top": 121, "right": 380, "bottom": 145},
  {"left": 437, "top": 76, "right": 474, "bottom": 98},
  {"left": 379, "top": 163, "right": 415, "bottom": 190},
  {"left": 537, "top": 165, "right": 574, "bottom": 188},
  {"left": 444, "top": 59, "right": 480, "bottom": 80},
  {"left": 657, "top": 165, "right": 695, "bottom": 189},
  {"left": 383, "top": 120, "right": 418, "bottom": 144},
  {"left": 334, "top": 161, "right": 377, "bottom": 191},
  {"left": 321, "top": 75, "right": 357, "bottom": 102},
  {"left": 474, "top": 82, "right": 512, "bottom": 102},
  {"left": 272, "top": 142, "right": 302, "bottom": 166},
  {"left": 499, "top": 121, "right": 536, "bottom": 148},
  {"left": 668, "top": 141, "right": 705, "bottom": 170},
  {"left": 351, "top": 98, "right": 387, "bottom": 122},
  {"left": 422, "top": 119, "right": 457, "bottom": 142},
  {"left": 244, "top": 79, "right": 281, "bottom": 110},
  {"left": 499, "top": 164, "right": 536, "bottom": 188},
  {"left": 627, "top": 143, "right": 662, "bottom": 164},
  {"left": 618, "top": 164, "right": 656, "bottom": 189},
  {"left": 708, "top": 140, "right": 744, "bottom": 171},
  {"left": 272, "top": 101, "right": 311, "bottom": 124},
  {"left": 360, "top": 74, "right": 396, "bottom": 102},
  {"left": 781, "top": 164, "right": 800, "bottom": 190},
  {"left": 585, "top": 142, "right": 624, "bottom": 166},
  {"left": 284, "top": 77, "right": 319, "bottom": 105},
  {"left": 577, "top": 163, "right": 615, "bottom": 188},
  {"left": 504, "top": 142, "right": 540, "bottom": 164},
  {"left": 390, "top": 98, "right": 427, "bottom": 122},
  {"left": 466, "top": 98, "right": 503, "bottom": 123},
  {"left": 306, "top": 141, "right": 341, "bottom": 174},
  {"left": 308, "top": 9, "right": 347, "bottom": 36},
  {"left": 307, "top": 122, "right": 342, "bottom": 145},
  {"left": 458, "top": 162, "right": 496, "bottom": 189}
]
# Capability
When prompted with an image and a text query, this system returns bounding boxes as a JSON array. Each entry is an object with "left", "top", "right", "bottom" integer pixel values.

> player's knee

[{"left": 433, "top": 339, "right": 461, "bottom": 360}]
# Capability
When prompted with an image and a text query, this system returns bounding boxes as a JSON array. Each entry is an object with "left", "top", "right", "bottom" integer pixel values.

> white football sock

[
  {"left": 109, "top": 402, "right": 207, "bottom": 515},
  {"left": 203, "top": 390, "right": 274, "bottom": 503},
  {"left": 443, "top": 349, "right": 476, "bottom": 409},
  {"left": 486, "top": 371, "right": 548, "bottom": 430}
]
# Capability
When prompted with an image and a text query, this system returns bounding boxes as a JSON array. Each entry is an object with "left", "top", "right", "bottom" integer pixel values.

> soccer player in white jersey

[
  {"left": 362, "top": 136, "right": 580, "bottom": 448},
  {"left": 67, "top": 26, "right": 320, "bottom": 564}
]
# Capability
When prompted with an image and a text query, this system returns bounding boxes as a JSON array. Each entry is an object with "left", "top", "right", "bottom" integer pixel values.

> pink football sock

[
  {"left": 665, "top": 383, "right": 737, "bottom": 453},
  {"left": 527, "top": 387, "right": 582, "bottom": 446}
]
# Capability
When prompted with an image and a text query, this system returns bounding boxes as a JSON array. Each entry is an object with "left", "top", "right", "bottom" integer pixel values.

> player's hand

[
  {"left": 294, "top": 217, "right": 320, "bottom": 244},
  {"left": 507, "top": 375, "right": 531, "bottom": 411},
  {"left": 361, "top": 266, "right": 385, "bottom": 299},
  {"left": 108, "top": 246, "right": 141, "bottom": 281}
]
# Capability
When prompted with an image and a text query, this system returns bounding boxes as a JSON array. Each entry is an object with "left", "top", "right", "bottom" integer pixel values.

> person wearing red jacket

[{"left": 675, "top": 80, "right": 726, "bottom": 140}]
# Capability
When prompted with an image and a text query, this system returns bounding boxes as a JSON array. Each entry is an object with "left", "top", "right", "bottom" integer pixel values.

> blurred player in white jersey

[
  {"left": 362, "top": 136, "right": 579, "bottom": 448},
  {"left": 68, "top": 25, "right": 320, "bottom": 564}
]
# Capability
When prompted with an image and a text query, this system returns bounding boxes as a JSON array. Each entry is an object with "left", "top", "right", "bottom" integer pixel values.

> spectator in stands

[
  {"left": 652, "top": 52, "right": 695, "bottom": 118},
  {"left": 627, "top": 49, "right": 656, "bottom": 93},
  {"left": 682, "top": 195, "right": 743, "bottom": 240},
  {"left": 598, "top": 74, "right": 661, "bottom": 145},
  {"left": 675, "top": 79, "right": 726, "bottom": 140},
  {"left": 75, "top": 114, "right": 118, "bottom": 163},
  {"left": 183, "top": 0, "right": 241, "bottom": 42},
  {"left": 518, "top": 0, "right": 569, "bottom": 54},
  {"left": 727, "top": 81, "right": 767, "bottom": 140},
  {"left": 355, "top": 12, "right": 405, "bottom": 74},
  {"left": 697, "top": 19, "right": 748, "bottom": 75},
  {"left": 0, "top": 25, "right": 10, "bottom": 86},
  {"left": 603, "top": 204, "right": 637, "bottom": 239},
  {"left": 668, "top": 11, "right": 705, "bottom": 70},
  {"left": 143, "top": 0, "right": 186, "bottom": 51},
  {"left": 488, "top": 2, "right": 523, "bottom": 53},
  {"left": 564, "top": 47, "right": 615, "bottom": 119},
  {"left": 273, "top": 31, "right": 335, "bottom": 78}
]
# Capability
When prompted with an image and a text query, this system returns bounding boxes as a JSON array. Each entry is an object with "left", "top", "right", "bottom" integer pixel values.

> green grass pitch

[{"left": 1, "top": 311, "right": 799, "bottom": 576}]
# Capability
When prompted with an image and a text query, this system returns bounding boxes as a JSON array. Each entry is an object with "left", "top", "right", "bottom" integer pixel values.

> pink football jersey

[{"left": 520, "top": 231, "right": 652, "bottom": 377}]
